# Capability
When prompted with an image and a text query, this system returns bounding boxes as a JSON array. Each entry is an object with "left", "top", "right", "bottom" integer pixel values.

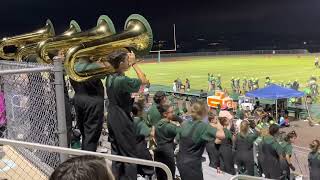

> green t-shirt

[
  {"left": 237, "top": 131, "right": 259, "bottom": 144},
  {"left": 155, "top": 119, "right": 180, "bottom": 146},
  {"left": 235, "top": 109, "right": 244, "bottom": 119},
  {"left": 224, "top": 128, "right": 233, "bottom": 141},
  {"left": 262, "top": 136, "right": 283, "bottom": 156},
  {"left": 279, "top": 141, "right": 293, "bottom": 156},
  {"left": 134, "top": 117, "right": 151, "bottom": 137},
  {"left": 147, "top": 103, "right": 162, "bottom": 126},
  {"left": 308, "top": 152, "right": 320, "bottom": 161},
  {"left": 108, "top": 75, "right": 142, "bottom": 93},
  {"left": 177, "top": 121, "right": 217, "bottom": 144}
]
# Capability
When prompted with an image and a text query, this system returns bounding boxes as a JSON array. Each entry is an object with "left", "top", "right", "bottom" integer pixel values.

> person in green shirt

[
  {"left": 235, "top": 120, "right": 259, "bottom": 176},
  {"left": 308, "top": 139, "right": 320, "bottom": 180},
  {"left": 147, "top": 91, "right": 167, "bottom": 127},
  {"left": 279, "top": 131, "right": 297, "bottom": 180},
  {"left": 217, "top": 116, "right": 235, "bottom": 175},
  {"left": 106, "top": 50, "right": 148, "bottom": 180},
  {"left": 176, "top": 101, "right": 225, "bottom": 180},
  {"left": 207, "top": 73, "right": 211, "bottom": 91},
  {"left": 242, "top": 77, "right": 248, "bottom": 93},
  {"left": 216, "top": 74, "right": 222, "bottom": 90},
  {"left": 205, "top": 111, "right": 221, "bottom": 169},
  {"left": 154, "top": 103, "right": 180, "bottom": 180},
  {"left": 132, "top": 101, "right": 154, "bottom": 178},
  {"left": 260, "top": 124, "right": 283, "bottom": 179}
]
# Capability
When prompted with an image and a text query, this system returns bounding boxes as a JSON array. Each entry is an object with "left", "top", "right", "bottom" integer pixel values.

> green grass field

[{"left": 127, "top": 54, "right": 319, "bottom": 92}]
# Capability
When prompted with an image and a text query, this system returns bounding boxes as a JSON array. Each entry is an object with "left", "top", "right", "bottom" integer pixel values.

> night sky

[{"left": 1, "top": 0, "right": 320, "bottom": 50}]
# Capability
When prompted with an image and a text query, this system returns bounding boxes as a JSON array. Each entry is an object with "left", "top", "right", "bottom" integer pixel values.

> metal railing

[
  {"left": 229, "top": 175, "right": 270, "bottom": 180},
  {"left": 0, "top": 138, "right": 172, "bottom": 180}
]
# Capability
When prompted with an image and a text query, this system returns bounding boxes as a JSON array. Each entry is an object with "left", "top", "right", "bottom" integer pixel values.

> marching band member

[
  {"left": 154, "top": 103, "right": 180, "bottom": 180},
  {"left": 106, "top": 50, "right": 148, "bottom": 180},
  {"left": 260, "top": 124, "right": 283, "bottom": 179},
  {"left": 279, "top": 131, "right": 297, "bottom": 180},
  {"left": 217, "top": 116, "right": 235, "bottom": 175},
  {"left": 69, "top": 57, "right": 104, "bottom": 152},
  {"left": 205, "top": 111, "right": 221, "bottom": 169},
  {"left": 234, "top": 120, "right": 259, "bottom": 176},
  {"left": 147, "top": 91, "right": 167, "bottom": 127},
  {"left": 132, "top": 100, "right": 154, "bottom": 178},
  {"left": 308, "top": 139, "right": 320, "bottom": 180},
  {"left": 176, "top": 101, "right": 225, "bottom": 180}
]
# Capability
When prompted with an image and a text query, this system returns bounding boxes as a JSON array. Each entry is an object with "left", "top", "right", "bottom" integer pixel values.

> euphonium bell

[
  {"left": 0, "top": 19, "right": 55, "bottom": 60},
  {"left": 64, "top": 14, "right": 153, "bottom": 82},
  {"left": 36, "top": 15, "right": 116, "bottom": 64},
  {"left": 16, "top": 20, "right": 81, "bottom": 62}
]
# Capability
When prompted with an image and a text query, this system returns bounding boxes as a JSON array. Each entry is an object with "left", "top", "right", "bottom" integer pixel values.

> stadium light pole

[{"left": 150, "top": 24, "right": 177, "bottom": 63}]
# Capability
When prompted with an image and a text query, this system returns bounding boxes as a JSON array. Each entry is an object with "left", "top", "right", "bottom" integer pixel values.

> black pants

[
  {"left": 74, "top": 94, "right": 104, "bottom": 152},
  {"left": 236, "top": 151, "right": 255, "bottom": 176},
  {"left": 206, "top": 141, "right": 220, "bottom": 168},
  {"left": 177, "top": 156, "right": 203, "bottom": 180},
  {"left": 107, "top": 105, "right": 138, "bottom": 180},
  {"left": 154, "top": 146, "right": 175, "bottom": 180},
  {"left": 219, "top": 145, "right": 235, "bottom": 175},
  {"left": 280, "top": 159, "right": 290, "bottom": 180},
  {"left": 261, "top": 156, "right": 281, "bottom": 179}
]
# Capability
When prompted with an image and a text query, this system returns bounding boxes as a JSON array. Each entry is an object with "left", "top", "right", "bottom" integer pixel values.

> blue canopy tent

[{"left": 246, "top": 84, "right": 305, "bottom": 121}]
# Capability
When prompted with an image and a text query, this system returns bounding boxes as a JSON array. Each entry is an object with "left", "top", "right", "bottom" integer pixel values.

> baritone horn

[
  {"left": 0, "top": 19, "right": 55, "bottom": 60},
  {"left": 36, "top": 15, "right": 116, "bottom": 64},
  {"left": 16, "top": 20, "right": 81, "bottom": 62},
  {"left": 64, "top": 14, "right": 153, "bottom": 82}
]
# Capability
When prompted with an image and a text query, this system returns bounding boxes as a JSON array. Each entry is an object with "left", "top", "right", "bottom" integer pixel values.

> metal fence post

[
  {"left": 53, "top": 59, "right": 68, "bottom": 162},
  {"left": 158, "top": 51, "right": 161, "bottom": 63}
]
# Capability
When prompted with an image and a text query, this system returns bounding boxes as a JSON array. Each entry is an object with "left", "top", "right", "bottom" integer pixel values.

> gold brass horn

[
  {"left": 0, "top": 19, "right": 55, "bottom": 60},
  {"left": 64, "top": 14, "right": 153, "bottom": 82},
  {"left": 36, "top": 15, "right": 116, "bottom": 64},
  {"left": 16, "top": 20, "right": 81, "bottom": 62}
]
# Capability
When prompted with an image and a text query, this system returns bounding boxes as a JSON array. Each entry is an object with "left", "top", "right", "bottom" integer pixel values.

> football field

[{"left": 127, "top": 54, "right": 319, "bottom": 92}]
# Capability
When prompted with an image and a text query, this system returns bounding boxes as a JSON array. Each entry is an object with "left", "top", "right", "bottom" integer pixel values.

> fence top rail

[
  {"left": 0, "top": 60, "right": 52, "bottom": 67},
  {"left": 0, "top": 138, "right": 173, "bottom": 180},
  {"left": 0, "top": 67, "right": 53, "bottom": 75},
  {"left": 229, "top": 175, "right": 273, "bottom": 180},
  {"left": 0, "top": 60, "right": 54, "bottom": 75}
]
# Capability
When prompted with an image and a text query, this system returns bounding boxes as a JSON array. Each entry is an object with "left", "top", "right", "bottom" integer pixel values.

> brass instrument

[
  {"left": 0, "top": 19, "right": 55, "bottom": 60},
  {"left": 64, "top": 14, "right": 153, "bottom": 82},
  {"left": 36, "top": 15, "right": 116, "bottom": 64},
  {"left": 16, "top": 20, "right": 81, "bottom": 62}
]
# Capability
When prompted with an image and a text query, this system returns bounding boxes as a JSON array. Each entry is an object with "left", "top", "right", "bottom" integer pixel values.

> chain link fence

[{"left": 0, "top": 60, "right": 67, "bottom": 179}]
